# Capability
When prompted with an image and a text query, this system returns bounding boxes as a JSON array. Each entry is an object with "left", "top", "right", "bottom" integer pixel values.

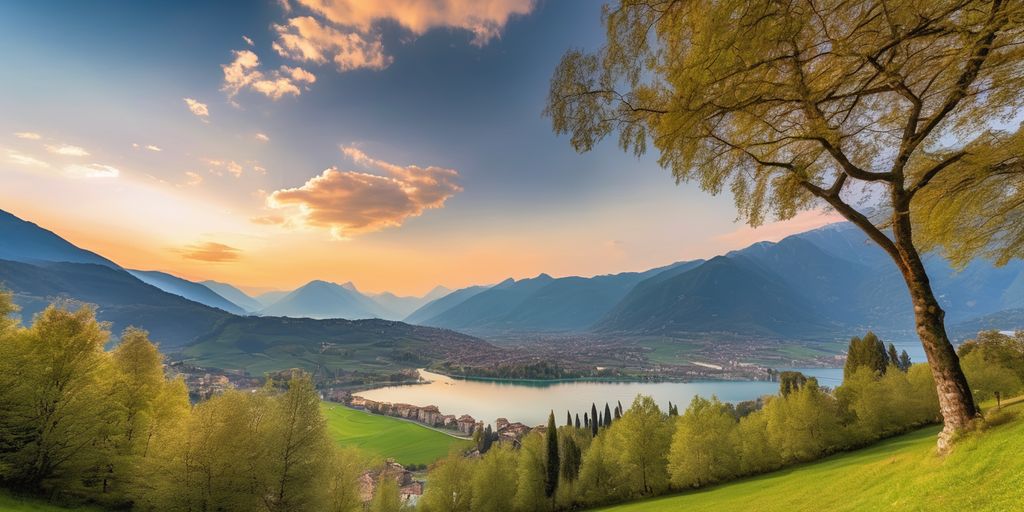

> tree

[
  {"left": 887, "top": 344, "right": 901, "bottom": 370},
  {"left": 264, "top": 374, "right": 332, "bottom": 512},
  {"left": 105, "top": 328, "right": 166, "bottom": 497},
  {"left": 369, "top": 477, "right": 404, "bottom": 512},
  {"left": 668, "top": 396, "right": 739, "bottom": 488},
  {"left": 899, "top": 351, "right": 913, "bottom": 373},
  {"left": 961, "top": 346, "right": 1023, "bottom": 402},
  {"left": 513, "top": 433, "right": 548, "bottom": 512},
  {"left": 471, "top": 444, "right": 518, "bottom": 512},
  {"left": 779, "top": 371, "right": 809, "bottom": 396},
  {"left": 0, "top": 304, "right": 114, "bottom": 492},
  {"left": 614, "top": 396, "right": 672, "bottom": 496},
  {"left": 575, "top": 432, "right": 621, "bottom": 505},
  {"left": 590, "top": 404, "right": 599, "bottom": 437},
  {"left": 844, "top": 333, "right": 889, "bottom": 380},
  {"left": 544, "top": 412, "right": 559, "bottom": 498},
  {"left": 546, "top": 0, "right": 1024, "bottom": 450},
  {"left": 325, "top": 448, "right": 367, "bottom": 512},
  {"left": 764, "top": 380, "right": 844, "bottom": 462},
  {"left": 567, "top": 411, "right": 573, "bottom": 427},
  {"left": 559, "top": 432, "right": 582, "bottom": 483},
  {"left": 575, "top": 414, "right": 581, "bottom": 429},
  {"left": 421, "top": 451, "right": 475, "bottom": 512},
  {"left": 915, "top": 128, "right": 1024, "bottom": 267},
  {"left": 604, "top": 403, "right": 613, "bottom": 428}
]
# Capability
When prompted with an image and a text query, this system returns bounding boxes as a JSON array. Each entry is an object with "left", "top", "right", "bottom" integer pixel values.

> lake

[
  {"left": 358, "top": 367, "right": 838, "bottom": 427},
  {"left": 358, "top": 341, "right": 928, "bottom": 427}
]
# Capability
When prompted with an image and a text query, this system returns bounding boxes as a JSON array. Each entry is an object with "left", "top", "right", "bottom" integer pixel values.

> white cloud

[
  {"left": 204, "top": 158, "right": 245, "bottom": 177},
  {"left": 184, "top": 171, "right": 204, "bottom": 186},
  {"left": 6, "top": 149, "right": 50, "bottom": 168},
  {"left": 221, "top": 49, "right": 316, "bottom": 101},
  {"left": 14, "top": 132, "right": 41, "bottom": 140},
  {"left": 295, "top": 0, "right": 534, "bottom": 46},
  {"left": 255, "top": 132, "right": 270, "bottom": 143},
  {"left": 145, "top": 144, "right": 162, "bottom": 152},
  {"left": 65, "top": 163, "right": 119, "bottom": 178},
  {"left": 184, "top": 97, "right": 210, "bottom": 120},
  {"left": 45, "top": 144, "right": 90, "bottom": 157},
  {"left": 272, "top": 16, "right": 391, "bottom": 71},
  {"left": 265, "top": 147, "right": 462, "bottom": 238},
  {"left": 242, "top": 35, "right": 255, "bottom": 46}
]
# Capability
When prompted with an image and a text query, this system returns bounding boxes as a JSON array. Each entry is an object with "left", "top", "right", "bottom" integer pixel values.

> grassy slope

[
  {"left": 321, "top": 403, "right": 472, "bottom": 466},
  {"left": 0, "top": 491, "right": 102, "bottom": 511},
  {"left": 600, "top": 401, "right": 1024, "bottom": 512}
]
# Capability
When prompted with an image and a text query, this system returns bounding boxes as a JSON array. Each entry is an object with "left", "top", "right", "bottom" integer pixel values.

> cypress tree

[
  {"left": 583, "top": 413, "right": 589, "bottom": 429},
  {"left": 544, "top": 412, "right": 559, "bottom": 498},
  {"left": 481, "top": 424, "right": 494, "bottom": 453},
  {"left": 887, "top": 343, "right": 900, "bottom": 369},
  {"left": 574, "top": 413, "right": 581, "bottom": 429},
  {"left": 566, "top": 411, "right": 572, "bottom": 427},
  {"left": 614, "top": 404, "right": 622, "bottom": 420},
  {"left": 560, "top": 434, "right": 581, "bottom": 482},
  {"left": 604, "top": 403, "right": 613, "bottom": 427},
  {"left": 899, "top": 350, "right": 912, "bottom": 372},
  {"left": 590, "top": 403, "right": 599, "bottom": 436}
]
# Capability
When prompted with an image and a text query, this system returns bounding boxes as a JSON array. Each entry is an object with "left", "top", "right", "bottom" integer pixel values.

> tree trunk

[{"left": 891, "top": 215, "right": 978, "bottom": 452}]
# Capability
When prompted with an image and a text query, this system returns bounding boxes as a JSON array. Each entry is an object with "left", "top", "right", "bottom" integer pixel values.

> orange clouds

[
  {"left": 265, "top": 147, "right": 462, "bottom": 238},
  {"left": 295, "top": 0, "right": 535, "bottom": 45},
  {"left": 273, "top": 16, "right": 391, "bottom": 71},
  {"left": 221, "top": 50, "right": 316, "bottom": 101},
  {"left": 176, "top": 242, "right": 242, "bottom": 262}
]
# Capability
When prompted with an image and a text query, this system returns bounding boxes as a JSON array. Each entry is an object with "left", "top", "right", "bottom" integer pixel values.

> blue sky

[{"left": 0, "top": 0, "right": 837, "bottom": 295}]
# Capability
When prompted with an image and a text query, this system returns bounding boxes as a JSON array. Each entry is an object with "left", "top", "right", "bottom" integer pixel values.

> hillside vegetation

[{"left": 598, "top": 400, "right": 1024, "bottom": 512}]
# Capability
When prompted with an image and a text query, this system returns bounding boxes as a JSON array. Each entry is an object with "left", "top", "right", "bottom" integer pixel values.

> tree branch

[{"left": 907, "top": 151, "right": 968, "bottom": 198}]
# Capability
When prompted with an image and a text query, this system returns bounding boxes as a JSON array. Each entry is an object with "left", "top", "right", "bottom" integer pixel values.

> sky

[{"left": 0, "top": 0, "right": 840, "bottom": 296}]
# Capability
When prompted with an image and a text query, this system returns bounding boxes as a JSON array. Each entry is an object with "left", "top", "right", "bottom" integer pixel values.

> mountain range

[
  {"left": 405, "top": 223, "right": 1024, "bottom": 339},
  {"left": 0, "top": 209, "right": 495, "bottom": 373},
  {"left": 1, "top": 208, "right": 1021, "bottom": 347}
]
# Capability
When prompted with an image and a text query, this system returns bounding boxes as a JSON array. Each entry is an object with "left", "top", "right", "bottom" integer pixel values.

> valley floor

[
  {"left": 320, "top": 402, "right": 472, "bottom": 466},
  {"left": 597, "top": 399, "right": 1024, "bottom": 512}
]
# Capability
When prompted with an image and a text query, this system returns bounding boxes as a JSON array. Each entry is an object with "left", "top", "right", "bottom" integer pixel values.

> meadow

[
  {"left": 320, "top": 402, "right": 472, "bottom": 466},
  {"left": 598, "top": 399, "right": 1024, "bottom": 512}
]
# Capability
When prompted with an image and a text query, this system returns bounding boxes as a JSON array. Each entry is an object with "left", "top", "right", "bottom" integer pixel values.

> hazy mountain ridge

[
  {"left": 201, "top": 280, "right": 264, "bottom": 313},
  {"left": 128, "top": 270, "right": 245, "bottom": 315},
  {"left": 0, "top": 211, "right": 496, "bottom": 366},
  {"left": 0, "top": 210, "right": 120, "bottom": 269},
  {"left": 600, "top": 223, "right": 1024, "bottom": 338},
  {"left": 2, "top": 207, "right": 1021, "bottom": 343},
  {"left": 0, "top": 259, "right": 230, "bottom": 346},
  {"left": 258, "top": 280, "right": 392, "bottom": 320}
]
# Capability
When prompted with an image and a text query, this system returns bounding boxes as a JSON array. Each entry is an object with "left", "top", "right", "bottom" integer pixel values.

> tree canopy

[{"left": 547, "top": 0, "right": 1024, "bottom": 448}]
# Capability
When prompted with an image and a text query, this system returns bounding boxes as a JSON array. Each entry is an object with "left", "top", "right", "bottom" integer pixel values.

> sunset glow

[{"left": 0, "top": 1, "right": 838, "bottom": 295}]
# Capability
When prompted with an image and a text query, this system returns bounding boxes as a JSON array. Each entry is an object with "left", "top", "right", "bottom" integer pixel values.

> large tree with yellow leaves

[{"left": 547, "top": 0, "right": 1024, "bottom": 450}]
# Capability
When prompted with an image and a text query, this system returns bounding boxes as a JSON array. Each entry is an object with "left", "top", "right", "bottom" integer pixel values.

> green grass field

[
  {"left": 0, "top": 490, "right": 101, "bottom": 511},
  {"left": 599, "top": 401, "right": 1024, "bottom": 512},
  {"left": 321, "top": 402, "right": 472, "bottom": 466}
]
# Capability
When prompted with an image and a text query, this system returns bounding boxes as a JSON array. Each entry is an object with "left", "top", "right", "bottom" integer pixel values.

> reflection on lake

[{"left": 359, "top": 367, "right": 843, "bottom": 427}]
